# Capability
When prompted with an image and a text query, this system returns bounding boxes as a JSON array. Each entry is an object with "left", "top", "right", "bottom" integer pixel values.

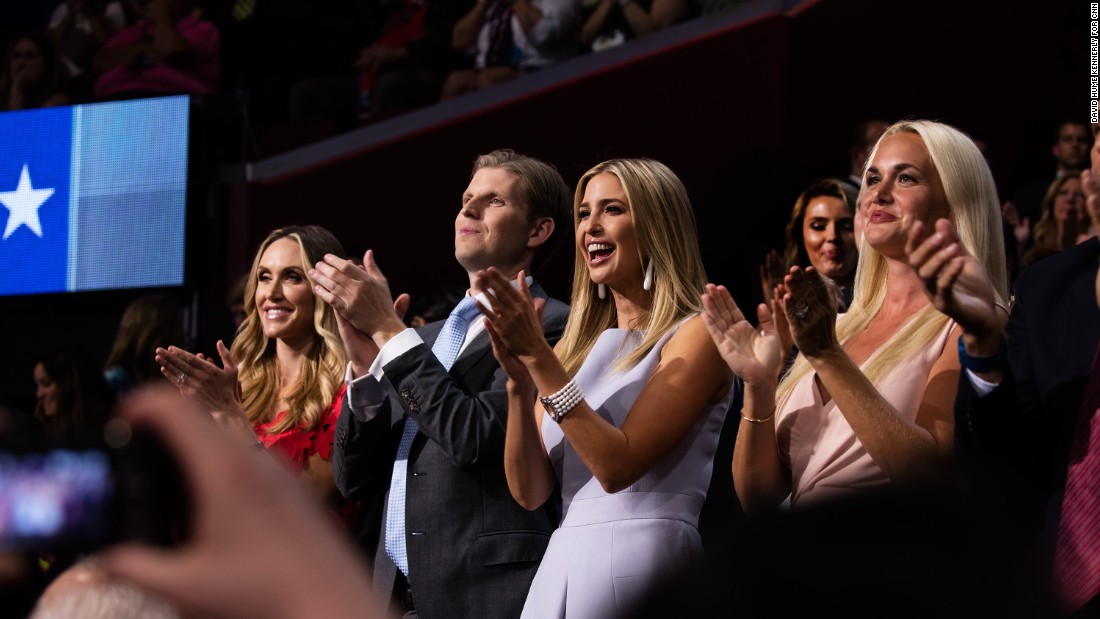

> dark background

[{"left": 0, "top": 0, "right": 1087, "bottom": 412}]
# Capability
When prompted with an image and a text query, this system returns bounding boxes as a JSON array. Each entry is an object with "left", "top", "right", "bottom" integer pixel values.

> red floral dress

[
  {"left": 253, "top": 384, "right": 356, "bottom": 528},
  {"left": 253, "top": 384, "right": 347, "bottom": 472}
]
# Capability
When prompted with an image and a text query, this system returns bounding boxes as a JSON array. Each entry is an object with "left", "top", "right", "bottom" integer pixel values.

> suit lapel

[{"left": 447, "top": 280, "right": 553, "bottom": 375}]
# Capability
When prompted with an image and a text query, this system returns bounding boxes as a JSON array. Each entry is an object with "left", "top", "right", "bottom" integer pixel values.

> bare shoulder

[
  {"left": 664, "top": 314, "right": 718, "bottom": 356},
  {"left": 661, "top": 315, "right": 732, "bottom": 388},
  {"left": 660, "top": 316, "right": 730, "bottom": 371}
]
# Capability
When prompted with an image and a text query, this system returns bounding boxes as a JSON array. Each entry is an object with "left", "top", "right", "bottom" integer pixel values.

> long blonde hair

[
  {"left": 232, "top": 225, "right": 347, "bottom": 433},
  {"left": 777, "top": 120, "right": 1009, "bottom": 402},
  {"left": 556, "top": 159, "right": 707, "bottom": 376}
]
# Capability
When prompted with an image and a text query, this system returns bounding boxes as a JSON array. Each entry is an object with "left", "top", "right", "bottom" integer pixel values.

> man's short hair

[{"left": 472, "top": 149, "right": 572, "bottom": 274}]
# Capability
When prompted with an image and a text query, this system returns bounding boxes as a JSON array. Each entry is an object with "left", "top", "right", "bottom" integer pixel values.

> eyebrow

[{"left": 866, "top": 161, "right": 923, "bottom": 175}]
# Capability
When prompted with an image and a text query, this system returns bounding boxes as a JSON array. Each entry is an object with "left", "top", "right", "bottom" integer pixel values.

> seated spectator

[
  {"left": 354, "top": 0, "right": 475, "bottom": 121},
  {"left": 91, "top": 0, "right": 220, "bottom": 102},
  {"left": 47, "top": 0, "right": 126, "bottom": 78},
  {"left": 288, "top": 0, "right": 475, "bottom": 130},
  {"left": 0, "top": 33, "right": 71, "bottom": 111},
  {"left": 1011, "top": 119, "right": 1092, "bottom": 226},
  {"left": 441, "top": 0, "right": 580, "bottom": 100},
  {"left": 1021, "top": 170, "right": 1090, "bottom": 269},
  {"left": 579, "top": 0, "right": 690, "bottom": 53},
  {"left": 32, "top": 348, "right": 115, "bottom": 444},
  {"left": 103, "top": 294, "right": 187, "bottom": 397}
]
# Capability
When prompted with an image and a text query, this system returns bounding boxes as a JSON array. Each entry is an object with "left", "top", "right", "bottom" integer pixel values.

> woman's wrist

[{"left": 800, "top": 342, "right": 844, "bottom": 364}]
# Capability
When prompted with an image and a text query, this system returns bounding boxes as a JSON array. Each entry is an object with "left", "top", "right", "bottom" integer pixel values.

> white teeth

[
  {"left": 266, "top": 309, "right": 289, "bottom": 319},
  {"left": 587, "top": 243, "right": 613, "bottom": 252}
]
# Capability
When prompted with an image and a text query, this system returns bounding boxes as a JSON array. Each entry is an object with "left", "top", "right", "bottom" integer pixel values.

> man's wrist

[
  {"left": 370, "top": 317, "right": 409, "bottom": 350},
  {"left": 960, "top": 330, "right": 1003, "bottom": 359}
]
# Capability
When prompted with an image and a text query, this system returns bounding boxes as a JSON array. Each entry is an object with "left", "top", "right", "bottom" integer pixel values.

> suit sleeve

[
  {"left": 954, "top": 275, "right": 1052, "bottom": 510},
  {"left": 380, "top": 301, "right": 568, "bottom": 469},
  {"left": 332, "top": 376, "right": 398, "bottom": 501}
]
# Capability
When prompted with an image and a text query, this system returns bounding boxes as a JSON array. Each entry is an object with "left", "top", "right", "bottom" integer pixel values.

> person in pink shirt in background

[{"left": 91, "top": 0, "right": 219, "bottom": 101}]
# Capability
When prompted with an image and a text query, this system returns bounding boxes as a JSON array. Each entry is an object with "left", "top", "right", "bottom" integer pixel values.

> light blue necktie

[{"left": 385, "top": 295, "right": 481, "bottom": 575}]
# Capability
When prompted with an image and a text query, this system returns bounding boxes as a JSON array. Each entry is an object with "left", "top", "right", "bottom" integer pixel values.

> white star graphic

[{"left": 0, "top": 164, "right": 55, "bottom": 240}]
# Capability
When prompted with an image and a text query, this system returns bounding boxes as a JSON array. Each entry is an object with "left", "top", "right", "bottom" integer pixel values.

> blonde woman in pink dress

[{"left": 702, "top": 119, "right": 1010, "bottom": 512}]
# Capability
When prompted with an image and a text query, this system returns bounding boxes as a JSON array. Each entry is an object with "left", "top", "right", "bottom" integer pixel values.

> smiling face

[
  {"left": 33, "top": 362, "right": 59, "bottom": 418},
  {"left": 455, "top": 167, "right": 538, "bottom": 280},
  {"left": 802, "top": 195, "right": 856, "bottom": 281},
  {"left": 577, "top": 172, "right": 643, "bottom": 296},
  {"left": 255, "top": 238, "right": 316, "bottom": 346},
  {"left": 862, "top": 132, "right": 950, "bottom": 257}
]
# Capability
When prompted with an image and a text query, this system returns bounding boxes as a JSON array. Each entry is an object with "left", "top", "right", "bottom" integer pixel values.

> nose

[
  {"left": 871, "top": 179, "right": 894, "bottom": 204},
  {"left": 585, "top": 211, "right": 604, "bottom": 235},
  {"left": 460, "top": 201, "right": 482, "bottom": 221}
]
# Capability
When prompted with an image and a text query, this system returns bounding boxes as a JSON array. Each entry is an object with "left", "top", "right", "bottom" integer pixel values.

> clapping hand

[
  {"left": 155, "top": 341, "right": 254, "bottom": 444},
  {"left": 758, "top": 249, "right": 786, "bottom": 307},
  {"left": 783, "top": 267, "right": 839, "bottom": 358},
  {"left": 472, "top": 268, "right": 548, "bottom": 362},
  {"left": 156, "top": 341, "right": 242, "bottom": 414},
  {"left": 905, "top": 218, "right": 1003, "bottom": 341},
  {"left": 701, "top": 284, "right": 782, "bottom": 387},
  {"left": 311, "top": 250, "right": 409, "bottom": 347}
]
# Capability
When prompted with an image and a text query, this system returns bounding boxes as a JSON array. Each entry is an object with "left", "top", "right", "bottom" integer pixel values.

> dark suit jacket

[
  {"left": 334, "top": 283, "right": 568, "bottom": 619},
  {"left": 956, "top": 237, "right": 1100, "bottom": 554}
]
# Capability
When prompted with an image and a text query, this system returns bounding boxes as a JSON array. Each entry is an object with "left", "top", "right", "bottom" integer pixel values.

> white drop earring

[
  {"left": 597, "top": 283, "right": 606, "bottom": 299},
  {"left": 643, "top": 259, "right": 654, "bottom": 291}
]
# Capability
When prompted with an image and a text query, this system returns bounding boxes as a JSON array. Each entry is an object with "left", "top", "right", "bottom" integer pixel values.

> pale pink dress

[{"left": 775, "top": 318, "right": 957, "bottom": 510}]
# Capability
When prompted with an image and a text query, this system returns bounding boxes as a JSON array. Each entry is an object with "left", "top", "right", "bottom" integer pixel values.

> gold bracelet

[{"left": 741, "top": 409, "right": 776, "bottom": 424}]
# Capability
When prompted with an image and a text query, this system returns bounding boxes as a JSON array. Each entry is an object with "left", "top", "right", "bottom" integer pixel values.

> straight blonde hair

[
  {"left": 557, "top": 159, "right": 707, "bottom": 376},
  {"left": 777, "top": 120, "right": 1009, "bottom": 402}
]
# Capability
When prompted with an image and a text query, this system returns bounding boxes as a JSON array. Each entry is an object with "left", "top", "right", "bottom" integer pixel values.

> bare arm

[
  {"left": 512, "top": 0, "right": 545, "bottom": 34},
  {"left": 621, "top": 0, "right": 688, "bottom": 37},
  {"left": 806, "top": 325, "right": 960, "bottom": 486},
  {"left": 785, "top": 266, "right": 958, "bottom": 487},
  {"left": 580, "top": 0, "right": 615, "bottom": 46},
  {"left": 479, "top": 267, "right": 732, "bottom": 491},
  {"left": 529, "top": 317, "right": 730, "bottom": 492},
  {"left": 453, "top": 0, "right": 491, "bottom": 51},
  {"left": 701, "top": 284, "right": 790, "bottom": 512}
]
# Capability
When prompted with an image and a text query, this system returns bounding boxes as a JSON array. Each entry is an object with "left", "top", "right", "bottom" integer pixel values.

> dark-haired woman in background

[
  {"left": 33, "top": 348, "right": 114, "bottom": 443},
  {"left": 1, "top": 33, "right": 70, "bottom": 111},
  {"left": 760, "top": 177, "right": 859, "bottom": 357}
]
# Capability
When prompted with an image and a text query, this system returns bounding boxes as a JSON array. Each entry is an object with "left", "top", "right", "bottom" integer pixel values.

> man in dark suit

[
  {"left": 906, "top": 135, "right": 1100, "bottom": 616},
  {"left": 312, "top": 149, "right": 572, "bottom": 619}
]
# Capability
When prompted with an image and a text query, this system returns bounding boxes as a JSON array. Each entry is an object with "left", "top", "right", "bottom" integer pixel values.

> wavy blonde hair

[
  {"left": 232, "top": 225, "right": 347, "bottom": 434},
  {"left": 777, "top": 120, "right": 1009, "bottom": 402},
  {"left": 557, "top": 159, "right": 707, "bottom": 376}
]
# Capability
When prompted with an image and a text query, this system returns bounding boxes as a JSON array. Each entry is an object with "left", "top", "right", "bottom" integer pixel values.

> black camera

[{"left": 0, "top": 420, "right": 189, "bottom": 554}]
